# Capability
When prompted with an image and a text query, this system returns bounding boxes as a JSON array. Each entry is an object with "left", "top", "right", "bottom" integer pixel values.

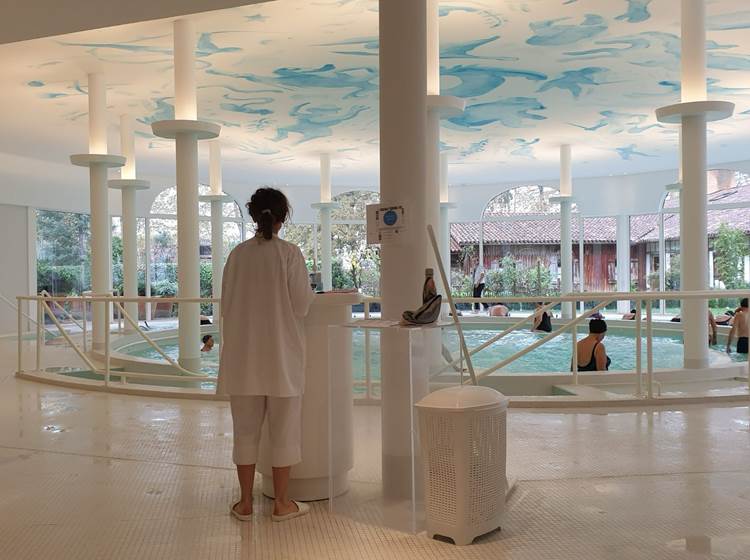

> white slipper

[
  {"left": 230, "top": 502, "right": 253, "bottom": 522},
  {"left": 271, "top": 501, "right": 310, "bottom": 522}
]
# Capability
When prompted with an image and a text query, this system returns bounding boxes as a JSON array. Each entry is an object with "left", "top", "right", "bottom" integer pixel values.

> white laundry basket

[{"left": 416, "top": 385, "right": 509, "bottom": 546}]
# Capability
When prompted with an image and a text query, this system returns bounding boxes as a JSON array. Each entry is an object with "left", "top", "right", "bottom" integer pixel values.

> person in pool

[
  {"left": 532, "top": 302, "right": 552, "bottom": 332},
  {"left": 726, "top": 298, "right": 749, "bottom": 354},
  {"left": 489, "top": 303, "right": 509, "bottom": 317},
  {"left": 201, "top": 334, "right": 214, "bottom": 353},
  {"left": 574, "top": 318, "right": 611, "bottom": 372}
]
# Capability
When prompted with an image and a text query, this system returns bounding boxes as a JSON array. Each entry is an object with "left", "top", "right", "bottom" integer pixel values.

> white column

[
  {"left": 314, "top": 153, "right": 335, "bottom": 292},
  {"left": 616, "top": 214, "right": 631, "bottom": 314},
  {"left": 70, "top": 74, "right": 125, "bottom": 352},
  {"left": 320, "top": 153, "right": 331, "bottom": 203},
  {"left": 439, "top": 154, "right": 454, "bottom": 284},
  {"left": 111, "top": 114, "right": 149, "bottom": 332},
  {"left": 88, "top": 73, "right": 107, "bottom": 154},
  {"left": 659, "top": 212, "right": 666, "bottom": 315},
  {"left": 681, "top": 0, "right": 706, "bottom": 104},
  {"left": 426, "top": 108, "right": 441, "bottom": 279},
  {"left": 176, "top": 133, "right": 200, "bottom": 369},
  {"left": 174, "top": 19, "right": 197, "bottom": 121},
  {"left": 426, "top": 0, "right": 440, "bottom": 96},
  {"left": 90, "top": 162, "right": 110, "bottom": 349},
  {"left": 120, "top": 187, "right": 138, "bottom": 328},
  {"left": 207, "top": 140, "right": 225, "bottom": 318},
  {"left": 152, "top": 19, "right": 220, "bottom": 371},
  {"left": 578, "top": 214, "right": 585, "bottom": 314},
  {"left": 144, "top": 218, "right": 152, "bottom": 322},
  {"left": 379, "top": 0, "right": 428, "bottom": 500},
  {"left": 209, "top": 140, "right": 222, "bottom": 195},
  {"left": 559, "top": 145, "right": 573, "bottom": 318},
  {"left": 681, "top": 113, "right": 709, "bottom": 367}
]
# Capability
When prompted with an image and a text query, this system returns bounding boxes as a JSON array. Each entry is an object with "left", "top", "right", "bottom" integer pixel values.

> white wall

[{"left": 0, "top": 204, "right": 36, "bottom": 336}]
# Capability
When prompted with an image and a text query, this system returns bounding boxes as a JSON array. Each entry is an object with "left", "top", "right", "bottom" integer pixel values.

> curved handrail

[
  {"left": 40, "top": 300, "right": 99, "bottom": 372},
  {"left": 112, "top": 301, "right": 205, "bottom": 377},
  {"left": 0, "top": 291, "right": 56, "bottom": 339},
  {"left": 40, "top": 289, "right": 85, "bottom": 332}
]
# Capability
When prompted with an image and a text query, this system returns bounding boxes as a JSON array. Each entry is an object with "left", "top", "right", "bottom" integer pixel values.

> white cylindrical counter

[{"left": 259, "top": 292, "right": 360, "bottom": 501}]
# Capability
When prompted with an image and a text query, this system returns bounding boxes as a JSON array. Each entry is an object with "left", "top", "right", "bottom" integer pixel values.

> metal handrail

[
  {"left": 40, "top": 290, "right": 86, "bottom": 333},
  {"left": 112, "top": 301, "right": 203, "bottom": 377}
]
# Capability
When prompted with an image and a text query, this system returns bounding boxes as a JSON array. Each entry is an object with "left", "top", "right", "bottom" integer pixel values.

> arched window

[
  {"left": 332, "top": 190, "right": 379, "bottom": 221},
  {"left": 483, "top": 185, "right": 561, "bottom": 218},
  {"left": 150, "top": 184, "right": 242, "bottom": 219}
]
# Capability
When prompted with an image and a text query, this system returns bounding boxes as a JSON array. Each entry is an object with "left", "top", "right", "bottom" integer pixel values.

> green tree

[{"left": 713, "top": 223, "right": 749, "bottom": 289}]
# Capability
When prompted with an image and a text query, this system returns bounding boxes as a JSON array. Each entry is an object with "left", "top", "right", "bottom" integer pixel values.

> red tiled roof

[{"left": 451, "top": 186, "right": 750, "bottom": 247}]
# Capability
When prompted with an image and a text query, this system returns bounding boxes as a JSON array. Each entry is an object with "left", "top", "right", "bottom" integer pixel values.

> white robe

[{"left": 217, "top": 235, "right": 315, "bottom": 397}]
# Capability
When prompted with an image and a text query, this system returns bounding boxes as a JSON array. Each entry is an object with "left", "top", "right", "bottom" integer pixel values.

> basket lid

[{"left": 416, "top": 385, "right": 508, "bottom": 411}]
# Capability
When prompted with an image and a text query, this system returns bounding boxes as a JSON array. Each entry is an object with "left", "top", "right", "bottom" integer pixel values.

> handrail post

[
  {"left": 82, "top": 295, "right": 88, "bottom": 353},
  {"left": 104, "top": 298, "right": 111, "bottom": 388},
  {"left": 364, "top": 299, "right": 372, "bottom": 400},
  {"left": 571, "top": 303, "right": 578, "bottom": 385},
  {"left": 36, "top": 295, "right": 43, "bottom": 371},
  {"left": 17, "top": 298, "right": 23, "bottom": 374},
  {"left": 635, "top": 298, "right": 642, "bottom": 398},
  {"left": 646, "top": 304, "right": 654, "bottom": 399}
]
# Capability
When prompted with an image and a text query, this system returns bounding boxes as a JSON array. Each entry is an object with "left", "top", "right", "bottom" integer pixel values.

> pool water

[{"left": 120, "top": 327, "right": 744, "bottom": 384}]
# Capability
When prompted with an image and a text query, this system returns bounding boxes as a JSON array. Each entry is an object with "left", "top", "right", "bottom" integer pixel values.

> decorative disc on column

[
  {"left": 426, "top": 94, "right": 465, "bottom": 118},
  {"left": 549, "top": 195, "right": 575, "bottom": 205},
  {"left": 199, "top": 194, "right": 232, "bottom": 203},
  {"left": 151, "top": 120, "right": 220, "bottom": 140},
  {"left": 655, "top": 100, "right": 734, "bottom": 124},
  {"left": 70, "top": 154, "right": 126, "bottom": 168},
  {"left": 108, "top": 179, "right": 151, "bottom": 191}
]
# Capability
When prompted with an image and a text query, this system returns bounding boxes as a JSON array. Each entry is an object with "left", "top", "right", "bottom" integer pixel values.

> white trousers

[{"left": 229, "top": 395, "right": 302, "bottom": 467}]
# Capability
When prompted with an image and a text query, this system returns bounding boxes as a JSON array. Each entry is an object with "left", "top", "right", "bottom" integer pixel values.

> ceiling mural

[{"left": 3, "top": 0, "right": 750, "bottom": 186}]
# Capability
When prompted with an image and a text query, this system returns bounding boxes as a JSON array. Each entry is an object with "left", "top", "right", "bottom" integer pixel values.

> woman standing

[{"left": 218, "top": 187, "right": 315, "bottom": 522}]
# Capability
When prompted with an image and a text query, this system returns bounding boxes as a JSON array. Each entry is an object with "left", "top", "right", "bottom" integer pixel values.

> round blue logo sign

[{"left": 383, "top": 209, "right": 398, "bottom": 226}]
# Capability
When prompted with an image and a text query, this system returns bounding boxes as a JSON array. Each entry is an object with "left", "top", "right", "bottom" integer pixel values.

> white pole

[
  {"left": 210, "top": 199, "right": 223, "bottom": 318},
  {"left": 426, "top": 0, "right": 440, "bottom": 96},
  {"left": 426, "top": 108, "right": 441, "bottom": 281},
  {"left": 681, "top": 0, "right": 707, "bottom": 104},
  {"left": 119, "top": 114, "right": 139, "bottom": 331},
  {"left": 578, "top": 214, "right": 585, "bottom": 314},
  {"left": 176, "top": 132, "right": 201, "bottom": 370},
  {"left": 616, "top": 214, "right": 631, "bottom": 314},
  {"left": 379, "top": 0, "right": 428, "bottom": 500},
  {"left": 439, "top": 202, "right": 452, "bottom": 291},
  {"left": 144, "top": 218, "right": 152, "bottom": 322},
  {"left": 559, "top": 145, "right": 573, "bottom": 318},
  {"left": 120, "top": 114, "right": 136, "bottom": 180},
  {"left": 320, "top": 153, "right": 332, "bottom": 203},
  {"left": 88, "top": 73, "right": 107, "bottom": 154},
  {"left": 680, "top": 0, "right": 709, "bottom": 369},
  {"left": 174, "top": 19, "right": 197, "bottom": 121},
  {"left": 659, "top": 212, "right": 666, "bottom": 315},
  {"left": 90, "top": 164, "right": 110, "bottom": 351},
  {"left": 635, "top": 300, "right": 642, "bottom": 397},
  {"left": 120, "top": 186, "right": 138, "bottom": 330},
  {"left": 209, "top": 140, "right": 222, "bottom": 195},
  {"left": 317, "top": 153, "right": 334, "bottom": 291},
  {"left": 174, "top": 19, "right": 201, "bottom": 370}
]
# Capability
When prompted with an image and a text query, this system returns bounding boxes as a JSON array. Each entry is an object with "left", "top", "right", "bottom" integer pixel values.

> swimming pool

[{"left": 118, "top": 325, "right": 742, "bottom": 383}]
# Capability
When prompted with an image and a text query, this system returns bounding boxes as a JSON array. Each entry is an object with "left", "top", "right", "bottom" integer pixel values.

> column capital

[
  {"left": 655, "top": 100, "right": 733, "bottom": 124},
  {"left": 151, "top": 120, "right": 220, "bottom": 140},
  {"left": 549, "top": 195, "right": 575, "bottom": 205},
  {"left": 427, "top": 94, "right": 465, "bottom": 118},
  {"left": 71, "top": 154, "right": 126, "bottom": 168},
  {"left": 199, "top": 194, "right": 232, "bottom": 203},
  {"left": 109, "top": 179, "right": 150, "bottom": 190}
]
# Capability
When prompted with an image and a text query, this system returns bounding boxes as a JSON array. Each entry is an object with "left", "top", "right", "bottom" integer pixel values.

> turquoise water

[{"left": 119, "top": 327, "right": 744, "bottom": 383}]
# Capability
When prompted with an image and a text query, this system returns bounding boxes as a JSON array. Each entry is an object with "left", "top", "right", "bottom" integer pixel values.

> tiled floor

[{"left": 1, "top": 338, "right": 750, "bottom": 559}]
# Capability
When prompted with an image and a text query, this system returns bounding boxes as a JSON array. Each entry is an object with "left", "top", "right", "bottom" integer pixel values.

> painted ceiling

[{"left": 3, "top": 0, "right": 750, "bottom": 187}]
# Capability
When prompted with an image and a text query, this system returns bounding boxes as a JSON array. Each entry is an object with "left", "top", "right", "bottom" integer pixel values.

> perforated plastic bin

[{"left": 416, "top": 385, "right": 509, "bottom": 546}]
